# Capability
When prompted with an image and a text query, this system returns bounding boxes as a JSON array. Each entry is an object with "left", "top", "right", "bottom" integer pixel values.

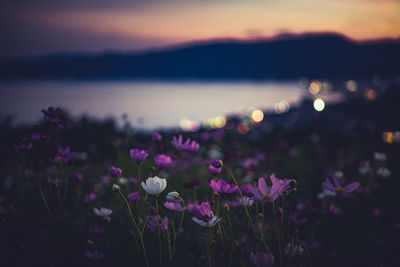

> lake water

[{"left": 0, "top": 80, "right": 305, "bottom": 129}]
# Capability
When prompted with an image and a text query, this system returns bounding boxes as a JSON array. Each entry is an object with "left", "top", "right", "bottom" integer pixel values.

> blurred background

[{"left": 0, "top": 0, "right": 399, "bottom": 130}]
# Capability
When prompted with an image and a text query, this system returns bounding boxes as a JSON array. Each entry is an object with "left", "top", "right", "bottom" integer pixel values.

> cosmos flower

[
  {"left": 171, "top": 135, "right": 200, "bottom": 152},
  {"left": 141, "top": 176, "right": 167, "bottom": 195},
  {"left": 208, "top": 179, "right": 238, "bottom": 195},
  {"left": 42, "top": 107, "right": 63, "bottom": 128},
  {"left": 152, "top": 132, "right": 162, "bottom": 141},
  {"left": 84, "top": 250, "right": 104, "bottom": 260},
  {"left": 248, "top": 177, "right": 285, "bottom": 203},
  {"left": 188, "top": 201, "right": 221, "bottom": 227},
  {"left": 109, "top": 166, "right": 122, "bottom": 178},
  {"left": 147, "top": 215, "right": 168, "bottom": 232},
  {"left": 54, "top": 146, "right": 75, "bottom": 163},
  {"left": 83, "top": 192, "right": 96, "bottom": 203},
  {"left": 322, "top": 177, "right": 360, "bottom": 198},
  {"left": 166, "top": 191, "right": 180, "bottom": 201},
  {"left": 269, "top": 173, "right": 290, "bottom": 192},
  {"left": 127, "top": 192, "right": 140, "bottom": 202},
  {"left": 209, "top": 160, "right": 223, "bottom": 175},
  {"left": 129, "top": 148, "right": 148, "bottom": 164},
  {"left": 73, "top": 172, "right": 83, "bottom": 182},
  {"left": 249, "top": 251, "right": 275, "bottom": 267},
  {"left": 164, "top": 201, "right": 186, "bottom": 211},
  {"left": 154, "top": 154, "right": 173, "bottom": 169},
  {"left": 93, "top": 207, "right": 112, "bottom": 217}
]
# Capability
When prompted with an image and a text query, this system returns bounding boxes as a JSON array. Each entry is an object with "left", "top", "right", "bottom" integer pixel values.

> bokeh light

[
  {"left": 250, "top": 109, "right": 264, "bottom": 124},
  {"left": 309, "top": 80, "right": 321, "bottom": 95},
  {"left": 313, "top": 98, "right": 325, "bottom": 112},
  {"left": 274, "top": 101, "right": 290, "bottom": 114},
  {"left": 346, "top": 80, "right": 357, "bottom": 92},
  {"left": 364, "top": 88, "right": 377, "bottom": 100}
]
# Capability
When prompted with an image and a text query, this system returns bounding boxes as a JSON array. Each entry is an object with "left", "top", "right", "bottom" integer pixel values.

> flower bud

[
  {"left": 112, "top": 184, "right": 120, "bottom": 192},
  {"left": 211, "top": 160, "right": 223, "bottom": 168},
  {"left": 166, "top": 191, "right": 180, "bottom": 201}
]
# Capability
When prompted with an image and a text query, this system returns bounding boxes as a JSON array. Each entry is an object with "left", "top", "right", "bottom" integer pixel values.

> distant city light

[
  {"left": 180, "top": 118, "right": 201, "bottom": 132},
  {"left": 346, "top": 80, "right": 357, "bottom": 92},
  {"left": 382, "top": 131, "right": 400, "bottom": 144},
  {"left": 313, "top": 98, "right": 325, "bottom": 112},
  {"left": 274, "top": 101, "right": 290, "bottom": 114},
  {"left": 214, "top": 116, "right": 227, "bottom": 128},
  {"left": 364, "top": 88, "right": 377, "bottom": 100},
  {"left": 237, "top": 122, "right": 250, "bottom": 134},
  {"left": 309, "top": 80, "right": 321, "bottom": 95},
  {"left": 250, "top": 109, "right": 264, "bottom": 123}
]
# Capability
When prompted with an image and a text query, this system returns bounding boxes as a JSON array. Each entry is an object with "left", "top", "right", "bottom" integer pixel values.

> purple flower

[
  {"left": 129, "top": 148, "right": 148, "bottom": 164},
  {"left": 83, "top": 192, "right": 97, "bottom": 203},
  {"left": 183, "top": 178, "right": 201, "bottom": 189},
  {"left": 147, "top": 215, "right": 168, "bottom": 232},
  {"left": 188, "top": 202, "right": 213, "bottom": 222},
  {"left": 329, "top": 203, "right": 342, "bottom": 215},
  {"left": 73, "top": 172, "right": 83, "bottom": 182},
  {"left": 241, "top": 184, "right": 255, "bottom": 196},
  {"left": 128, "top": 178, "right": 138, "bottom": 184},
  {"left": 209, "top": 179, "right": 238, "bottom": 195},
  {"left": 322, "top": 177, "right": 360, "bottom": 198},
  {"left": 154, "top": 154, "right": 173, "bottom": 169},
  {"left": 42, "top": 107, "right": 63, "bottom": 128},
  {"left": 109, "top": 166, "right": 122, "bottom": 178},
  {"left": 248, "top": 177, "right": 285, "bottom": 203},
  {"left": 127, "top": 192, "right": 140, "bottom": 202},
  {"left": 269, "top": 173, "right": 290, "bottom": 192},
  {"left": 250, "top": 251, "right": 275, "bottom": 267},
  {"left": 164, "top": 200, "right": 186, "bottom": 211},
  {"left": 188, "top": 201, "right": 221, "bottom": 227},
  {"left": 152, "top": 132, "right": 162, "bottom": 141},
  {"left": 84, "top": 250, "right": 104, "bottom": 260},
  {"left": 13, "top": 143, "right": 33, "bottom": 153},
  {"left": 209, "top": 160, "right": 223, "bottom": 175},
  {"left": 54, "top": 146, "right": 74, "bottom": 163},
  {"left": 31, "top": 133, "right": 41, "bottom": 141},
  {"left": 171, "top": 135, "right": 200, "bottom": 152},
  {"left": 88, "top": 225, "right": 104, "bottom": 234}
]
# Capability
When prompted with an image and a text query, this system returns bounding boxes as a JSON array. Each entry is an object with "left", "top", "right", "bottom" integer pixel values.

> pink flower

[
  {"left": 322, "top": 177, "right": 360, "bottom": 198},
  {"left": 164, "top": 200, "right": 186, "bottom": 211},
  {"left": 248, "top": 177, "right": 285, "bottom": 203},
  {"left": 209, "top": 179, "right": 238, "bottom": 195}
]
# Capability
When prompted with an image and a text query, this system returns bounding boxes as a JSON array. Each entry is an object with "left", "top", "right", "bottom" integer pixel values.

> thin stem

[
  {"left": 227, "top": 168, "right": 269, "bottom": 252},
  {"left": 166, "top": 229, "right": 172, "bottom": 263},
  {"left": 39, "top": 186, "right": 51, "bottom": 216},
  {"left": 119, "top": 191, "right": 149, "bottom": 267}
]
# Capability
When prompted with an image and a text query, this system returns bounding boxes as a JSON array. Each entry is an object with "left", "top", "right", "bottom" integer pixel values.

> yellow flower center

[
  {"left": 262, "top": 194, "right": 271, "bottom": 200},
  {"left": 336, "top": 187, "right": 344, "bottom": 194}
]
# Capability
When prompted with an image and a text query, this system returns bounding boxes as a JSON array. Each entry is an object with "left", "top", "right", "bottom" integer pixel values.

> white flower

[
  {"left": 93, "top": 207, "right": 112, "bottom": 217},
  {"left": 141, "top": 176, "right": 167, "bottom": 195},
  {"left": 166, "top": 191, "right": 180, "bottom": 201},
  {"left": 192, "top": 213, "right": 221, "bottom": 227},
  {"left": 374, "top": 152, "right": 387, "bottom": 162},
  {"left": 376, "top": 167, "right": 391, "bottom": 178},
  {"left": 317, "top": 190, "right": 336, "bottom": 199},
  {"left": 239, "top": 196, "right": 254, "bottom": 207}
]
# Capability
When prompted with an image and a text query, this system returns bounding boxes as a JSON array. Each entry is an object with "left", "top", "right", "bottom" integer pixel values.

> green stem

[
  {"left": 119, "top": 191, "right": 149, "bottom": 267},
  {"left": 227, "top": 168, "right": 269, "bottom": 252},
  {"left": 39, "top": 186, "right": 51, "bottom": 216}
]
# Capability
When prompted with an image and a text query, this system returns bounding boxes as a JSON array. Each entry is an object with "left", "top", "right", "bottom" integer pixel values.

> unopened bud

[{"left": 112, "top": 184, "right": 120, "bottom": 192}]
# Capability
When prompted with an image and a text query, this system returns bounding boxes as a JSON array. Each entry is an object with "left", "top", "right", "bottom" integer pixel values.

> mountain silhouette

[{"left": 1, "top": 33, "right": 399, "bottom": 80}]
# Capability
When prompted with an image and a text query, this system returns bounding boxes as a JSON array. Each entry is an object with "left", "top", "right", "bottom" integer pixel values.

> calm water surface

[{"left": 0, "top": 80, "right": 305, "bottom": 129}]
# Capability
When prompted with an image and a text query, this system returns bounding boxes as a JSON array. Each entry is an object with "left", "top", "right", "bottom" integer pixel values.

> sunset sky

[{"left": 1, "top": 0, "right": 400, "bottom": 57}]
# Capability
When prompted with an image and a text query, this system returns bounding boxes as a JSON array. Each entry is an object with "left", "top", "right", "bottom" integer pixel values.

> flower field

[{"left": 1, "top": 93, "right": 399, "bottom": 267}]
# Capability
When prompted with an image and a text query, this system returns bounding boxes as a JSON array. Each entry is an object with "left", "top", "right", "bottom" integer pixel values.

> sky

[{"left": 1, "top": 0, "right": 400, "bottom": 57}]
